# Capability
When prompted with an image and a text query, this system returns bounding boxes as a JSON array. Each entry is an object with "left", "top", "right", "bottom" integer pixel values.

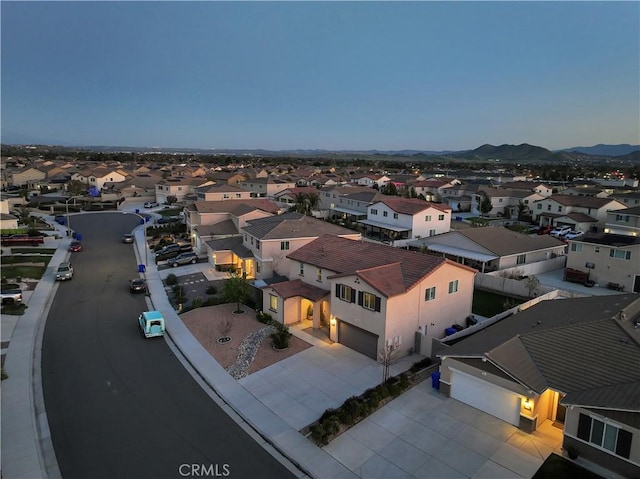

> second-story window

[
  {"left": 299, "top": 263, "right": 304, "bottom": 276},
  {"left": 281, "top": 241, "right": 290, "bottom": 250},
  {"left": 424, "top": 287, "right": 436, "bottom": 301},
  {"left": 448, "top": 280, "right": 459, "bottom": 294},
  {"left": 371, "top": 209, "right": 378, "bottom": 215},
  {"left": 256, "top": 240, "right": 260, "bottom": 250},
  {"left": 425, "top": 215, "right": 432, "bottom": 222},
  {"left": 383, "top": 211, "right": 388, "bottom": 217},
  {"left": 317, "top": 268, "right": 322, "bottom": 282},
  {"left": 393, "top": 213, "right": 398, "bottom": 219},
  {"left": 438, "top": 214, "right": 444, "bottom": 221}
]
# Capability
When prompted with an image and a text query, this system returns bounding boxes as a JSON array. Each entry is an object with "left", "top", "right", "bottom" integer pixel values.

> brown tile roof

[
  {"left": 374, "top": 198, "right": 451, "bottom": 215},
  {"left": 288, "top": 235, "right": 474, "bottom": 297},
  {"left": 243, "top": 212, "right": 358, "bottom": 240},
  {"left": 194, "top": 199, "right": 280, "bottom": 215},
  {"left": 546, "top": 194, "right": 624, "bottom": 208},
  {"left": 265, "top": 279, "right": 330, "bottom": 302},
  {"left": 456, "top": 227, "right": 564, "bottom": 256}
]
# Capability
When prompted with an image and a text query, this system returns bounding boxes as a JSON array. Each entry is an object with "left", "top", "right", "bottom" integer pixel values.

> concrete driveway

[{"left": 240, "top": 325, "right": 563, "bottom": 479}]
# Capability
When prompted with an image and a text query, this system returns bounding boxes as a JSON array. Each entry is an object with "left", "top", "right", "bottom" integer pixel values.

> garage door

[
  {"left": 338, "top": 321, "right": 378, "bottom": 360},
  {"left": 450, "top": 369, "right": 521, "bottom": 426}
]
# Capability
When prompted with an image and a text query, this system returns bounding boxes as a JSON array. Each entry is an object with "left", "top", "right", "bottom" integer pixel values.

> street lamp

[{"left": 123, "top": 211, "right": 149, "bottom": 269}]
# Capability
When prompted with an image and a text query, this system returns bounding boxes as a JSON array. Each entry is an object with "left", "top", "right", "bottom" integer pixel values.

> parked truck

[{"left": 1, "top": 234, "right": 45, "bottom": 246}]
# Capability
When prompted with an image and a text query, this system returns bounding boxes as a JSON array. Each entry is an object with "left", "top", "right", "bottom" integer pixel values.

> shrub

[
  {"left": 271, "top": 324, "right": 292, "bottom": 349},
  {"left": 320, "top": 408, "right": 337, "bottom": 424},
  {"left": 256, "top": 311, "right": 273, "bottom": 324},
  {"left": 399, "top": 373, "right": 410, "bottom": 389},
  {"left": 310, "top": 424, "right": 327, "bottom": 445},
  {"left": 165, "top": 274, "right": 178, "bottom": 286},
  {"left": 323, "top": 417, "right": 340, "bottom": 435},
  {"left": 206, "top": 285, "right": 217, "bottom": 295},
  {"left": 566, "top": 445, "right": 580, "bottom": 460},
  {"left": 376, "top": 383, "right": 390, "bottom": 398},
  {"left": 192, "top": 297, "right": 203, "bottom": 309},
  {"left": 409, "top": 357, "right": 432, "bottom": 372},
  {"left": 389, "top": 383, "right": 403, "bottom": 398},
  {"left": 338, "top": 412, "right": 355, "bottom": 426},
  {"left": 368, "top": 392, "right": 381, "bottom": 408},
  {"left": 203, "top": 297, "right": 221, "bottom": 306}
]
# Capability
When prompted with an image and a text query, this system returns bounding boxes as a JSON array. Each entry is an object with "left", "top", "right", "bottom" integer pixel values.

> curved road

[{"left": 42, "top": 213, "right": 296, "bottom": 479}]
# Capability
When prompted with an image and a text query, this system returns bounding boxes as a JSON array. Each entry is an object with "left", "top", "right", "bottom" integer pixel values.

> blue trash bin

[
  {"left": 138, "top": 264, "right": 146, "bottom": 273},
  {"left": 431, "top": 371, "right": 441, "bottom": 390},
  {"left": 135, "top": 209, "right": 140, "bottom": 214},
  {"left": 71, "top": 231, "right": 77, "bottom": 239},
  {"left": 75, "top": 233, "right": 82, "bottom": 241},
  {"left": 445, "top": 327, "right": 457, "bottom": 336}
]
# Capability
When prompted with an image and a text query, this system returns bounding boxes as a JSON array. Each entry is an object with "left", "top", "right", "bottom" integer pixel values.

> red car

[
  {"left": 537, "top": 225, "right": 553, "bottom": 235},
  {"left": 68, "top": 241, "right": 82, "bottom": 252}
]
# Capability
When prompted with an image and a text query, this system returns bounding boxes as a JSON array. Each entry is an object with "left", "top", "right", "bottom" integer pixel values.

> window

[
  {"left": 269, "top": 294, "right": 278, "bottom": 312},
  {"left": 547, "top": 204, "right": 551, "bottom": 211},
  {"left": 299, "top": 263, "right": 304, "bottom": 276},
  {"left": 448, "top": 280, "right": 459, "bottom": 294},
  {"left": 499, "top": 198, "right": 503, "bottom": 203},
  {"left": 595, "top": 246, "right": 600, "bottom": 253},
  {"left": 558, "top": 206, "right": 562, "bottom": 212},
  {"left": 438, "top": 214, "right": 445, "bottom": 221},
  {"left": 615, "top": 214, "right": 629, "bottom": 222},
  {"left": 251, "top": 237, "right": 254, "bottom": 245},
  {"left": 223, "top": 194, "right": 230, "bottom": 199},
  {"left": 371, "top": 209, "right": 378, "bottom": 215},
  {"left": 358, "top": 291, "right": 381, "bottom": 311},
  {"left": 571, "top": 243, "right": 583, "bottom": 253},
  {"left": 393, "top": 213, "right": 398, "bottom": 219},
  {"left": 537, "top": 204, "right": 542, "bottom": 210},
  {"left": 281, "top": 241, "right": 290, "bottom": 250},
  {"left": 317, "top": 268, "right": 322, "bottom": 282},
  {"left": 610, "top": 249, "right": 631, "bottom": 260},
  {"left": 429, "top": 229, "right": 436, "bottom": 237},
  {"left": 243, "top": 234, "right": 247, "bottom": 242},
  {"left": 425, "top": 215, "right": 432, "bottom": 222},
  {"left": 516, "top": 254, "right": 526, "bottom": 265},
  {"left": 424, "top": 287, "right": 436, "bottom": 301},
  {"left": 336, "top": 284, "right": 355, "bottom": 303},
  {"left": 235, "top": 193, "right": 242, "bottom": 198},
  {"left": 577, "top": 413, "right": 632, "bottom": 459},
  {"left": 383, "top": 211, "right": 388, "bottom": 217},
  {"left": 256, "top": 262, "right": 261, "bottom": 274},
  {"left": 256, "top": 240, "right": 260, "bottom": 250}
]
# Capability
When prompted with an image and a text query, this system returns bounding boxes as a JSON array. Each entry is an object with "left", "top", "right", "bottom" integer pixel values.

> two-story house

[
  {"left": 499, "top": 181, "right": 554, "bottom": 197},
  {"left": 72, "top": 167, "right": 128, "bottom": 191},
  {"left": 472, "top": 188, "right": 544, "bottom": 218},
  {"left": 438, "top": 183, "right": 482, "bottom": 212},
  {"left": 406, "top": 178, "right": 459, "bottom": 202},
  {"left": 262, "top": 235, "right": 476, "bottom": 360},
  {"left": 195, "top": 184, "right": 252, "bottom": 202},
  {"left": 358, "top": 198, "right": 452, "bottom": 247},
  {"left": 155, "top": 177, "right": 212, "bottom": 204},
  {"left": 349, "top": 174, "right": 391, "bottom": 189},
  {"left": 238, "top": 177, "right": 296, "bottom": 198},
  {"left": 6, "top": 166, "right": 46, "bottom": 188},
  {"left": 238, "top": 212, "right": 361, "bottom": 280},
  {"left": 533, "top": 195, "right": 627, "bottom": 231}
]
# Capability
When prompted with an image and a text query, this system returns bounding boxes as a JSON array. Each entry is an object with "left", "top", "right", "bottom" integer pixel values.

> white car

[
  {"left": 564, "top": 230, "right": 584, "bottom": 240},
  {"left": 144, "top": 202, "right": 158, "bottom": 208},
  {"left": 550, "top": 226, "right": 571, "bottom": 237}
]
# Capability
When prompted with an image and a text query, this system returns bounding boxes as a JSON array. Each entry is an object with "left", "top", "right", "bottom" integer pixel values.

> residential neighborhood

[{"left": 1, "top": 147, "right": 640, "bottom": 479}]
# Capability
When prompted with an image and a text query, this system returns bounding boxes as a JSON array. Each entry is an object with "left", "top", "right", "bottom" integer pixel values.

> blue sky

[{"left": 2, "top": 1, "right": 639, "bottom": 151}]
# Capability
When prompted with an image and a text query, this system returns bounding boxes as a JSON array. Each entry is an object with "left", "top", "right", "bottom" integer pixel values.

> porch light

[
  {"left": 329, "top": 315, "right": 336, "bottom": 326},
  {"left": 523, "top": 398, "right": 533, "bottom": 411}
]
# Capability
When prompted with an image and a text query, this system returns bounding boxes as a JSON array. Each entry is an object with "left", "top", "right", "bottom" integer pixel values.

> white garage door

[{"left": 450, "top": 369, "right": 521, "bottom": 426}]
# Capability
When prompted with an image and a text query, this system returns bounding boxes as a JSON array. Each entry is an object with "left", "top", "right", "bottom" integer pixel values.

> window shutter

[
  {"left": 350, "top": 287, "right": 356, "bottom": 303},
  {"left": 375, "top": 296, "right": 381, "bottom": 312},
  {"left": 358, "top": 291, "right": 363, "bottom": 306},
  {"left": 335, "top": 284, "right": 340, "bottom": 297}
]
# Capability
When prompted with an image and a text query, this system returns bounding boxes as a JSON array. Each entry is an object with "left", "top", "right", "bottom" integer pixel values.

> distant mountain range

[{"left": 1, "top": 137, "right": 639, "bottom": 163}]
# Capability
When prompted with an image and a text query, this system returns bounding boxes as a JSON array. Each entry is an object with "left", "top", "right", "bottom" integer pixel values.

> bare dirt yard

[{"left": 180, "top": 303, "right": 311, "bottom": 377}]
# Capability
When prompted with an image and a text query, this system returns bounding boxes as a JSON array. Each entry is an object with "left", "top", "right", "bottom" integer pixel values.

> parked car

[
  {"left": 564, "top": 230, "right": 584, "bottom": 240},
  {"left": 155, "top": 244, "right": 182, "bottom": 262},
  {"left": 138, "top": 311, "right": 165, "bottom": 338},
  {"left": 537, "top": 225, "right": 553, "bottom": 235},
  {"left": 550, "top": 226, "right": 571, "bottom": 237},
  {"left": 144, "top": 202, "right": 158, "bottom": 208},
  {"left": 122, "top": 233, "right": 134, "bottom": 243},
  {"left": 1, "top": 287, "right": 22, "bottom": 305},
  {"left": 68, "top": 240, "right": 82, "bottom": 252},
  {"left": 129, "top": 278, "right": 147, "bottom": 293},
  {"left": 169, "top": 252, "right": 198, "bottom": 268},
  {"left": 55, "top": 262, "right": 74, "bottom": 281}
]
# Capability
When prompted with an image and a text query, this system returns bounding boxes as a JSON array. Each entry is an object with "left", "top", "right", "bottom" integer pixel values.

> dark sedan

[
  {"left": 129, "top": 278, "right": 146, "bottom": 293},
  {"left": 68, "top": 241, "right": 83, "bottom": 252}
]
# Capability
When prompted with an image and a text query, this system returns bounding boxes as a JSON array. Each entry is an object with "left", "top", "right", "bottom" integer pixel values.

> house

[
  {"left": 499, "top": 181, "right": 554, "bottom": 197},
  {"left": 437, "top": 294, "right": 640, "bottom": 478},
  {"left": 610, "top": 191, "right": 640, "bottom": 208},
  {"left": 155, "top": 177, "right": 211, "bottom": 204},
  {"left": 472, "top": 188, "right": 544, "bottom": 218},
  {"left": 195, "top": 184, "right": 252, "bottom": 202},
  {"left": 185, "top": 199, "right": 279, "bottom": 253},
  {"left": 272, "top": 187, "right": 321, "bottom": 209},
  {"left": 532, "top": 195, "right": 627, "bottom": 230},
  {"left": 409, "top": 227, "right": 566, "bottom": 273},
  {"left": 238, "top": 177, "right": 296, "bottom": 198},
  {"left": 71, "top": 167, "right": 128, "bottom": 191},
  {"left": 604, "top": 206, "right": 640, "bottom": 237},
  {"left": 6, "top": 166, "right": 46, "bottom": 188},
  {"left": 237, "top": 212, "right": 361, "bottom": 279},
  {"left": 319, "top": 186, "right": 382, "bottom": 222},
  {"left": 406, "top": 178, "right": 459, "bottom": 202},
  {"left": 262, "top": 235, "right": 476, "bottom": 360},
  {"left": 208, "top": 171, "right": 247, "bottom": 186},
  {"left": 438, "top": 183, "right": 482, "bottom": 212},
  {"left": 349, "top": 173, "right": 390, "bottom": 188},
  {"left": 565, "top": 221, "right": 640, "bottom": 293},
  {"left": 358, "top": 198, "right": 452, "bottom": 247}
]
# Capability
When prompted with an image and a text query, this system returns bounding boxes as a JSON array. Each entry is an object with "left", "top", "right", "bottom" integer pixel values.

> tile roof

[
  {"left": 373, "top": 198, "right": 452, "bottom": 215},
  {"left": 441, "top": 294, "right": 640, "bottom": 410},
  {"left": 288, "top": 235, "right": 474, "bottom": 297},
  {"left": 545, "top": 194, "right": 624, "bottom": 208},
  {"left": 206, "top": 236, "right": 253, "bottom": 259},
  {"left": 455, "top": 227, "right": 564, "bottom": 256},
  {"left": 243, "top": 212, "right": 358, "bottom": 240},
  {"left": 265, "top": 279, "right": 330, "bottom": 302},
  {"left": 579, "top": 232, "right": 640, "bottom": 247},
  {"left": 194, "top": 199, "right": 280, "bottom": 215},
  {"left": 194, "top": 219, "right": 238, "bottom": 236}
]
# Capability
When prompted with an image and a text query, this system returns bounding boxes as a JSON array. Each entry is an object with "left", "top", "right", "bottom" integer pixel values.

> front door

[
  {"left": 634, "top": 275, "right": 640, "bottom": 293},
  {"left": 555, "top": 394, "right": 567, "bottom": 424}
]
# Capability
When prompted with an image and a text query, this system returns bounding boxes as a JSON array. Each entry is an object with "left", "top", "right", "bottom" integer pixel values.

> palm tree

[{"left": 290, "top": 192, "right": 320, "bottom": 216}]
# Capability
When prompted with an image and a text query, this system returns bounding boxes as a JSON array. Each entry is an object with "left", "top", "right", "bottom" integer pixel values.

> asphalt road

[{"left": 41, "top": 213, "right": 296, "bottom": 479}]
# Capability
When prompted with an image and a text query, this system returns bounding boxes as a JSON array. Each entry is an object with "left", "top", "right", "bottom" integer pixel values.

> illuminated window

[{"left": 269, "top": 294, "right": 278, "bottom": 312}]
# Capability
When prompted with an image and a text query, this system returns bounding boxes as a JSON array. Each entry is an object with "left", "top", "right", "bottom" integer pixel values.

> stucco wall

[{"left": 566, "top": 242, "right": 639, "bottom": 291}]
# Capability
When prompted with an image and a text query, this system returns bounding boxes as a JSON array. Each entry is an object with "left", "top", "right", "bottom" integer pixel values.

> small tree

[
  {"left": 479, "top": 196, "right": 492, "bottom": 217},
  {"left": 166, "top": 195, "right": 178, "bottom": 205},
  {"left": 217, "top": 317, "right": 233, "bottom": 337},
  {"left": 378, "top": 343, "right": 400, "bottom": 383},
  {"left": 525, "top": 275, "right": 540, "bottom": 297},
  {"left": 222, "top": 267, "right": 250, "bottom": 313}
]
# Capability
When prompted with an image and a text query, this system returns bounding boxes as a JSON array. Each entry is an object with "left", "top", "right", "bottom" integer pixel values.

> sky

[{"left": 1, "top": 1, "right": 639, "bottom": 152}]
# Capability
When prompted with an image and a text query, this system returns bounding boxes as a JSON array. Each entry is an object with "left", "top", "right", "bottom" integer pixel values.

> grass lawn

[
  {"left": 533, "top": 453, "right": 602, "bottom": 479},
  {"left": 1, "top": 265, "right": 47, "bottom": 280},
  {"left": 157, "top": 208, "right": 183, "bottom": 217},
  {"left": 7, "top": 248, "right": 57, "bottom": 255},
  {"left": 472, "top": 289, "right": 525, "bottom": 317},
  {"left": 2, "top": 255, "right": 52, "bottom": 265}
]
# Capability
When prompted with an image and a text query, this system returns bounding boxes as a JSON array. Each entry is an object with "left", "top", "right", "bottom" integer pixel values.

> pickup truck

[
  {"left": 1, "top": 288, "right": 23, "bottom": 305},
  {"left": 1, "top": 234, "right": 45, "bottom": 246}
]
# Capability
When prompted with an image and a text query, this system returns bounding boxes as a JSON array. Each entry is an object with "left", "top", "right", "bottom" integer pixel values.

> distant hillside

[
  {"left": 460, "top": 143, "right": 572, "bottom": 163},
  {"left": 615, "top": 150, "right": 640, "bottom": 162},
  {"left": 561, "top": 144, "right": 640, "bottom": 157}
]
